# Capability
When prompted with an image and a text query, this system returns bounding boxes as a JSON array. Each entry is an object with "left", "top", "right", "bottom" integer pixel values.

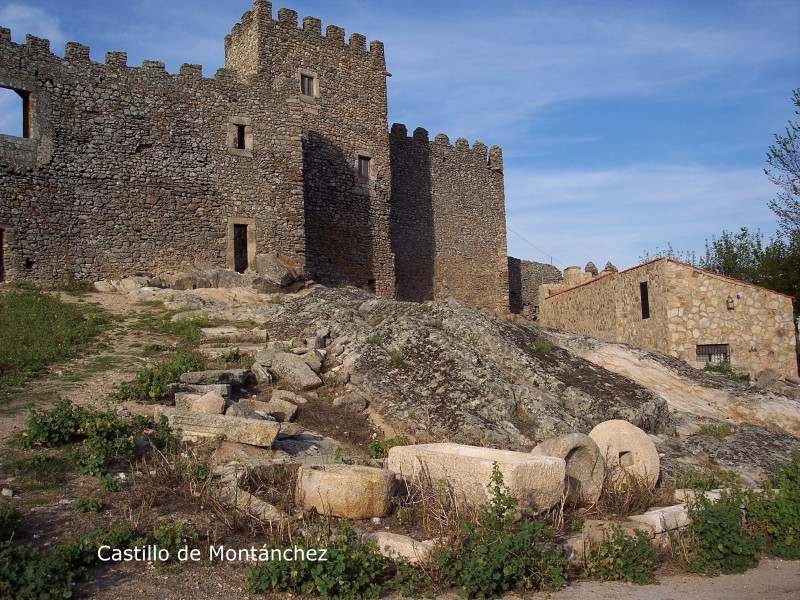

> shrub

[
  {"left": 73, "top": 495, "right": 103, "bottom": 513},
  {"left": 19, "top": 399, "right": 87, "bottom": 447},
  {"left": 687, "top": 487, "right": 763, "bottom": 575},
  {"left": 152, "top": 520, "right": 198, "bottom": 565},
  {"left": 244, "top": 522, "right": 387, "bottom": 599},
  {"left": 112, "top": 351, "right": 205, "bottom": 402},
  {"left": 748, "top": 452, "right": 800, "bottom": 559},
  {"left": 0, "top": 504, "right": 19, "bottom": 540},
  {"left": 432, "top": 464, "right": 567, "bottom": 598},
  {"left": 368, "top": 436, "right": 409, "bottom": 459},
  {"left": 387, "top": 346, "right": 404, "bottom": 365},
  {"left": 703, "top": 360, "right": 750, "bottom": 383},
  {"left": 584, "top": 527, "right": 659, "bottom": 584}
]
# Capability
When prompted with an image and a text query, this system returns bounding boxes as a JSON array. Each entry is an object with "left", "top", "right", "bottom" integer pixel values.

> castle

[{"left": 0, "top": 1, "right": 509, "bottom": 312}]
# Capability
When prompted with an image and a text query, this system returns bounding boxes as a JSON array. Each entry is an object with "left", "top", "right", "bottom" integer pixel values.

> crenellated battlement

[
  {"left": 0, "top": 26, "right": 245, "bottom": 85},
  {"left": 224, "top": 1, "right": 385, "bottom": 75},
  {"left": 390, "top": 123, "right": 503, "bottom": 171}
]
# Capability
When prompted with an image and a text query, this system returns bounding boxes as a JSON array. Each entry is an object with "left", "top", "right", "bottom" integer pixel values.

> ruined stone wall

[
  {"left": 538, "top": 272, "right": 621, "bottom": 341},
  {"left": 539, "top": 258, "right": 798, "bottom": 377},
  {"left": 0, "top": 27, "right": 305, "bottom": 284},
  {"left": 508, "top": 257, "right": 562, "bottom": 316},
  {"left": 390, "top": 125, "right": 508, "bottom": 312},
  {"left": 225, "top": 1, "right": 395, "bottom": 297}
]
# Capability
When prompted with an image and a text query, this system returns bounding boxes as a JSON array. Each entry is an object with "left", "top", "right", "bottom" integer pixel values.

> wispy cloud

[
  {"left": 0, "top": 3, "right": 66, "bottom": 47},
  {"left": 506, "top": 163, "right": 779, "bottom": 269}
]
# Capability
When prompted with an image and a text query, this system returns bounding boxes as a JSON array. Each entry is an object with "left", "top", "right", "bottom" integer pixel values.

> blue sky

[{"left": 1, "top": 0, "right": 798, "bottom": 270}]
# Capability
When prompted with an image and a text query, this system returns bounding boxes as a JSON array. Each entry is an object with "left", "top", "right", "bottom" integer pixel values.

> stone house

[
  {"left": 537, "top": 258, "right": 798, "bottom": 378},
  {"left": 0, "top": 1, "right": 508, "bottom": 312}
]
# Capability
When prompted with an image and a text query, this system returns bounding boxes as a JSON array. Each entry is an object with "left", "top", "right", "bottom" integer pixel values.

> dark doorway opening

[
  {"left": 0, "top": 229, "right": 5, "bottom": 282},
  {"left": 233, "top": 224, "right": 248, "bottom": 273}
]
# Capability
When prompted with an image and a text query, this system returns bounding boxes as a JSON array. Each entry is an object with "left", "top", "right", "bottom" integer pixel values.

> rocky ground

[{"left": 2, "top": 282, "right": 800, "bottom": 598}]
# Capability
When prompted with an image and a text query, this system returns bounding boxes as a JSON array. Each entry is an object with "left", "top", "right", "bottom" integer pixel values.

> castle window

[
  {"left": 300, "top": 75, "right": 314, "bottom": 96},
  {"left": 298, "top": 69, "right": 319, "bottom": 103},
  {"left": 640, "top": 281, "right": 650, "bottom": 319},
  {"left": 227, "top": 116, "right": 253, "bottom": 157},
  {"left": 0, "top": 86, "right": 32, "bottom": 138},
  {"left": 696, "top": 344, "right": 729, "bottom": 365},
  {"left": 357, "top": 155, "right": 372, "bottom": 182}
]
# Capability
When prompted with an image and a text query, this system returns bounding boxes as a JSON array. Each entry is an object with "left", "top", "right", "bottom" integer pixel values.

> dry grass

[{"left": 587, "top": 464, "right": 661, "bottom": 520}]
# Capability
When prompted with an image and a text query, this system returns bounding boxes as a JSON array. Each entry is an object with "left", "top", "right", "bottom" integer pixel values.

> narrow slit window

[
  {"left": 236, "top": 124, "right": 246, "bottom": 150},
  {"left": 640, "top": 281, "right": 650, "bottom": 319},
  {"left": 0, "top": 228, "right": 5, "bottom": 282},
  {"left": 697, "top": 344, "right": 729, "bottom": 364},
  {"left": 0, "top": 87, "right": 31, "bottom": 138},
  {"left": 300, "top": 74, "right": 314, "bottom": 97},
  {"left": 357, "top": 155, "right": 371, "bottom": 182}
]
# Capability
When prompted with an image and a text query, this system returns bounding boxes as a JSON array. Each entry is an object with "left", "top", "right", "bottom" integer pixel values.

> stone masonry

[
  {"left": 0, "top": 1, "right": 509, "bottom": 311},
  {"left": 508, "top": 257, "right": 563, "bottom": 318},
  {"left": 538, "top": 258, "right": 798, "bottom": 378}
]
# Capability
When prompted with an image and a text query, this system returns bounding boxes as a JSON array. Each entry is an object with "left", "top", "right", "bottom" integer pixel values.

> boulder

[
  {"left": 269, "top": 352, "right": 323, "bottom": 390},
  {"left": 364, "top": 532, "right": 435, "bottom": 565},
  {"left": 303, "top": 350, "right": 324, "bottom": 375},
  {"left": 224, "top": 400, "right": 265, "bottom": 420},
  {"left": 531, "top": 433, "right": 605, "bottom": 505},
  {"left": 387, "top": 443, "right": 565, "bottom": 512},
  {"left": 271, "top": 389, "right": 307, "bottom": 405},
  {"left": 174, "top": 392, "right": 203, "bottom": 410},
  {"left": 189, "top": 391, "right": 226, "bottom": 415},
  {"left": 297, "top": 464, "right": 395, "bottom": 519},
  {"left": 629, "top": 505, "right": 690, "bottom": 534},
  {"left": 250, "top": 362, "right": 273, "bottom": 385},
  {"left": 155, "top": 407, "right": 286, "bottom": 447},
  {"left": 250, "top": 254, "right": 297, "bottom": 287},
  {"left": 174, "top": 383, "right": 231, "bottom": 398},
  {"left": 588, "top": 420, "right": 660, "bottom": 489},
  {"left": 263, "top": 397, "right": 298, "bottom": 422},
  {"left": 332, "top": 392, "right": 368, "bottom": 412}
]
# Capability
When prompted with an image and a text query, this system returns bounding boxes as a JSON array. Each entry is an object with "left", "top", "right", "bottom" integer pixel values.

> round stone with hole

[{"left": 588, "top": 420, "right": 660, "bottom": 489}]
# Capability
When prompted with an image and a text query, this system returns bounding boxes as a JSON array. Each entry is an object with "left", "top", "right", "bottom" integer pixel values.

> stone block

[
  {"left": 251, "top": 362, "right": 273, "bottom": 384},
  {"left": 174, "top": 392, "right": 202, "bottom": 410},
  {"left": 179, "top": 369, "right": 247, "bottom": 386},
  {"left": 190, "top": 391, "right": 226, "bottom": 414},
  {"left": 387, "top": 443, "right": 565, "bottom": 512},
  {"left": 629, "top": 505, "right": 691, "bottom": 534},
  {"left": 531, "top": 433, "right": 605, "bottom": 505},
  {"left": 364, "top": 532, "right": 435, "bottom": 565},
  {"left": 271, "top": 389, "right": 307, "bottom": 405},
  {"left": 269, "top": 352, "right": 323, "bottom": 390},
  {"left": 175, "top": 383, "right": 231, "bottom": 398},
  {"left": 155, "top": 406, "right": 284, "bottom": 447},
  {"left": 332, "top": 392, "right": 368, "bottom": 412},
  {"left": 588, "top": 419, "right": 660, "bottom": 489},
  {"left": 297, "top": 464, "right": 395, "bottom": 519}
]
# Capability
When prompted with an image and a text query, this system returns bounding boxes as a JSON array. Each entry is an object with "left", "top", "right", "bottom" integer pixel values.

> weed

[
  {"left": 5, "top": 453, "right": 73, "bottom": 489},
  {"left": 533, "top": 341, "right": 552, "bottom": 355},
  {"left": 703, "top": 360, "right": 750, "bottom": 383},
  {"left": 431, "top": 464, "right": 567, "bottom": 598},
  {"left": 334, "top": 446, "right": 354, "bottom": 465},
  {"left": 99, "top": 473, "right": 122, "bottom": 493},
  {"left": 267, "top": 295, "right": 284, "bottom": 305},
  {"left": 0, "top": 504, "right": 19, "bottom": 540},
  {"left": 153, "top": 520, "right": 198, "bottom": 565},
  {"left": 696, "top": 422, "right": 733, "bottom": 439},
  {"left": 584, "top": 526, "right": 659, "bottom": 584},
  {"left": 686, "top": 486, "right": 763, "bottom": 575},
  {"left": 368, "top": 315, "right": 385, "bottom": 327},
  {"left": 677, "top": 468, "right": 740, "bottom": 492},
  {"left": 141, "top": 343, "right": 168, "bottom": 357},
  {"left": 591, "top": 466, "right": 659, "bottom": 519},
  {"left": 52, "top": 274, "right": 95, "bottom": 293},
  {"left": 244, "top": 522, "right": 386, "bottom": 599},
  {"left": 112, "top": 351, "right": 205, "bottom": 402},
  {"left": 368, "top": 436, "right": 408, "bottom": 459},
  {"left": 367, "top": 334, "right": 383, "bottom": 346},
  {"left": 387, "top": 346, "right": 405, "bottom": 365},
  {"left": 427, "top": 318, "right": 444, "bottom": 330},
  {"left": 73, "top": 495, "right": 104, "bottom": 513},
  {"left": 747, "top": 451, "right": 800, "bottom": 559}
]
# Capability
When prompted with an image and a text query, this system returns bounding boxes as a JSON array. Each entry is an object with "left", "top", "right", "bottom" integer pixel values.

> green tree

[
  {"left": 766, "top": 88, "right": 800, "bottom": 242},
  {"left": 698, "top": 228, "right": 765, "bottom": 281}
]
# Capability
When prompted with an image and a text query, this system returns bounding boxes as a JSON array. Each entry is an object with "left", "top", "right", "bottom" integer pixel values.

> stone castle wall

[
  {"left": 539, "top": 258, "right": 797, "bottom": 377},
  {"left": 0, "top": 24, "right": 305, "bottom": 284},
  {"left": 508, "top": 257, "right": 562, "bottom": 317},
  {"left": 390, "top": 125, "right": 508, "bottom": 312},
  {"left": 0, "top": 1, "right": 511, "bottom": 309},
  {"left": 225, "top": 2, "right": 395, "bottom": 296}
]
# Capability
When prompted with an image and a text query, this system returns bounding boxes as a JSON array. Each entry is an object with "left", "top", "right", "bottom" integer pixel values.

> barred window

[{"left": 696, "top": 344, "right": 729, "bottom": 364}]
